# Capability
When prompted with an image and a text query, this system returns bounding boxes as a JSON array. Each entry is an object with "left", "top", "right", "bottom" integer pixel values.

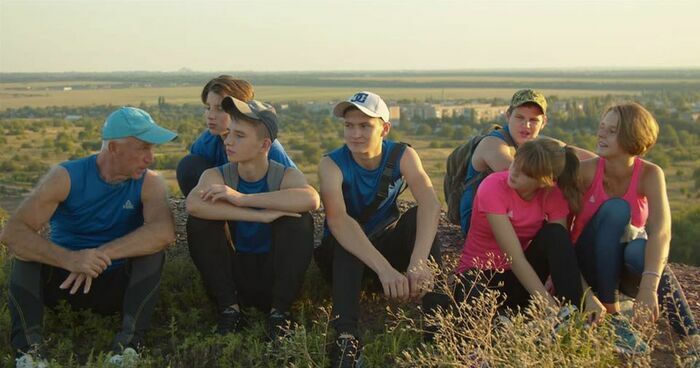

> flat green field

[
  {"left": 320, "top": 75, "right": 700, "bottom": 84},
  {"left": 0, "top": 84, "right": 636, "bottom": 110}
]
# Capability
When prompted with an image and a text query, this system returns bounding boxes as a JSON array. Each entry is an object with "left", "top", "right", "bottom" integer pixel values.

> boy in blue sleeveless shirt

[
  {"left": 314, "top": 91, "right": 443, "bottom": 367},
  {"left": 458, "top": 89, "right": 596, "bottom": 235},
  {"left": 176, "top": 76, "right": 295, "bottom": 197},
  {"left": 3, "top": 107, "right": 177, "bottom": 365},
  {"left": 185, "top": 96, "right": 319, "bottom": 340}
]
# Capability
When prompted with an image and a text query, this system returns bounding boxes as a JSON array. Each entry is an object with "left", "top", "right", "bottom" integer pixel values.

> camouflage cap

[{"left": 510, "top": 89, "right": 547, "bottom": 114}]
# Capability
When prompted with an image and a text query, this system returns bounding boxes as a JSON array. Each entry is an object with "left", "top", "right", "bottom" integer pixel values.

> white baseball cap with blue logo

[
  {"left": 333, "top": 91, "right": 390, "bottom": 123},
  {"left": 102, "top": 107, "right": 177, "bottom": 144}
]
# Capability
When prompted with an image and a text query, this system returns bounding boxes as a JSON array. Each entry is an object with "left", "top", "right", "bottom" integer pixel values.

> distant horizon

[{"left": 2, "top": 66, "right": 700, "bottom": 75}]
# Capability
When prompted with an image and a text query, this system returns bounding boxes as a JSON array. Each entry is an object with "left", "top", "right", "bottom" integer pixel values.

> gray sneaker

[
  {"left": 608, "top": 314, "right": 649, "bottom": 355},
  {"left": 106, "top": 347, "right": 140, "bottom": 368}
]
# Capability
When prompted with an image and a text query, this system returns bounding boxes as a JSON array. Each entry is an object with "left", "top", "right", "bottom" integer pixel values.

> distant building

[
  {"left": 64, "top": 115, "right": 82, "bottom": 121},
  {"left": 63, "top": 87, "right": 72, "bottom": 91},
  {"left": 400, "top": 102, "right": 507, "bottom": 123},
  {"left": 470, "top": 104, "right": 508, "bottom": 123},
  {"left": 388, "top": 106, "right": 401, "bottom": 123},
  {"left": 306, "top": 101, "right": 334, "bottom": 114},
  {"left": 401, "top": 103, "right": 440, "bottom": 120}
]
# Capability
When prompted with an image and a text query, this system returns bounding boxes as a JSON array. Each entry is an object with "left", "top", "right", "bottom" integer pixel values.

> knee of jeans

[
  {"left": 598, "top": 198, "right": 631, "bottom": 225},
  {"left": 177, "top": 154, "right": 211, "bottom": 173},
  {"left": 404, "top": 205, "right": 419, "bottom": 220},
  {"left": 539, "top": 222, "right": 569, "bottom": 241},
  {"left": 186, "top": 215, "right": 222, "bottom": 232},
  {"left": 129, "top": 251, "right": 165, "bottom": 276},
  {"left": 274, "top": 212, "right": 314, "bottom": 228},
  {"left": 623, "top": 238, "right": 646, "bottom": 274}
]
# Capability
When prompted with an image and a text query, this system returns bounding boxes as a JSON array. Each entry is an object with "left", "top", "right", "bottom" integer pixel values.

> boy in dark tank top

[
  {"left": 314, "top": 91, "right": 444, "bottom": 367},
  {"left": 185, "top": 96, "right": 319, "bottom": 342}
]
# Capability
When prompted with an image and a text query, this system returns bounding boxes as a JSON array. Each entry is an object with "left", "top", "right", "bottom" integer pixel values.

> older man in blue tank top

[{"left": 2, "top": 107, "right": 177, "bottom": 366}]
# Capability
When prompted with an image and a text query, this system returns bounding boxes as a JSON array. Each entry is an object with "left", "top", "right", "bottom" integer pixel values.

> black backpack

[{"left": 443, "top": 125, "right": 514, "bottom": 225}]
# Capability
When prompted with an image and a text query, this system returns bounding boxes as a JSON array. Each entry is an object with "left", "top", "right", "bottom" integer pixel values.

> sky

[{"left": 1, "top": 0, "right": 699, "bottom": 73}]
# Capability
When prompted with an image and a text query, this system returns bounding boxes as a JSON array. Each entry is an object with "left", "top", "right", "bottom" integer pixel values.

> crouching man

[{"left": 2, "top": 107, "right": 177, "bottom": 366}]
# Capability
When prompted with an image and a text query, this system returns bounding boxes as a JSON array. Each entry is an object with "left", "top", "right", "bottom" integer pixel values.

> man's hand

[
  {"left": 259, "top": 209, "right": 301, "bottom": 223},
  {"left": 406, "top": 259, "right": 434, "bottom": 300},
  {"left": 59, "top": 272, "right": 93, "bottom": 294},
  {"left": 201, "top": 184, "right": 245, "bottom": 206},
  {"left": 377, "top": 266, "right": 410, "bottom": 300},
  {"left": 63, "top": 249, "right": 111, "bottom": 278},
  {"left": 634, "top": 287, "right": 660, "bottom": 323}
]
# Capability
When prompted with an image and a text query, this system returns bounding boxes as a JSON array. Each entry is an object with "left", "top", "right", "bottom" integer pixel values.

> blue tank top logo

[{"left": 50, "top": 155, "right": 145, "bottom": 268}]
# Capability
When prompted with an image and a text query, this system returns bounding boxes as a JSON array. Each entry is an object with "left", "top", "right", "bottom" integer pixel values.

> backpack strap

[
  {"left": 266, "top": 160, "right": 287, "bottom": 192},
  {"left": 221, "top": 163, "right": 239, "bottom": 189},
  {"left": 499, "top": 125, "right": 516, "bottom": 148},
  {"left": 221, "top": 160, "right": 287, "bottom": 192},
  {"left": 463, "top": 125, "right": 515, "bottom": 194},
  {"left": 357, "top": 142, "right": 407, "bottom": 225}
]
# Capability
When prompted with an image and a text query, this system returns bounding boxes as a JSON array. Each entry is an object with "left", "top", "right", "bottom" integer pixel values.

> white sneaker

[
  {"left": 107, "top": 347, "right": 139, "bottom": 368},
  {"left": 15, "top": 354, "right": 48, "bottom": 368}
]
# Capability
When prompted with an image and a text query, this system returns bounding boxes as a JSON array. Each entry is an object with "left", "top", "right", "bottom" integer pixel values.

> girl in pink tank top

[
  {"left": 572, "top": 103, "right": 698, "bottom": 357},
  {"left": 571, "top": 156, "right": 648, "bottom": 243}
]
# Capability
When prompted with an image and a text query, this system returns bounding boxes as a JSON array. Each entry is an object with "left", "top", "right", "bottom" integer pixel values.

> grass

[{"left": 2, "top": 235, "right": 694, "bottom": 367}]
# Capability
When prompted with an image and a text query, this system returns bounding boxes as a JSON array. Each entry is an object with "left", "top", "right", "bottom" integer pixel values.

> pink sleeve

[
  {"left": 545, "top": 186, "right": 570, "bottom": 221},
  {"left": 475, "top": 175, "right": 508, "bottom": 215}
]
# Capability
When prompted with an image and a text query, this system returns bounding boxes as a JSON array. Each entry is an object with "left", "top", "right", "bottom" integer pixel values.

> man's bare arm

[
  {"left": 400, "top": 147, "right": 441, "bottom": 298},
  {"left": 186, "top": 168, "right": 299, "bottom": 222},
  {"left": 97, "top": 170, "right": 175, "bottom": 260},
  {"left": 320, "top": 156, "right": 409, "bottom": 299},
  {"left": 0, "top": 166, "right": 111, "bottom": 277},
  {"left": 226, "top": 168, "right": 320, "bottom": 212},
  {"left": 400, "top": 147, "right": 440, "bottom": 265},
  {"left": 541, "top": 136, "right": 597, "bottom": 160},
  {"left": 472, "top": 137, "right": 516, "bottom": 173}
]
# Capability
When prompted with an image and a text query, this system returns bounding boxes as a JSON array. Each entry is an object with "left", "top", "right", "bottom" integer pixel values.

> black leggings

[
  {"left": 314, "top": 206, "right": 444, "bottom": 336},
  {"left": 176, "top": 154, "right": 214, "bottom": 198},
  {"left": 9, "top": 251, "right": 165, "bottom": 353},
  {"left": 456, "top": 223, "right": 584, "bottom": 311},
  {"left": 187, "top": 213, "right": 314, "bottom": 313}
]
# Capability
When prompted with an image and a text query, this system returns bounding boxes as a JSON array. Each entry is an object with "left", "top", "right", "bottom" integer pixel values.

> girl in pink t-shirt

[
  {"left": 456, "top": 138, "right": 591, "bottom": 312},
  {"left": 573, "top": 103, "right": 698, "bottom": 356}
]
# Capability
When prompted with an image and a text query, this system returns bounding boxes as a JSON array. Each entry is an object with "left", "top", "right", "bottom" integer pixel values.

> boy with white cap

[{"left": 315, "top": 91, "right": 443, "bottom": 367}]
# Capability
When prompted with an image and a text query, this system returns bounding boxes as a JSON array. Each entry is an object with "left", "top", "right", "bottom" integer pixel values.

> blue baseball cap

[{"left": 102, "top": 107, "right": 177, "bottom": 144}]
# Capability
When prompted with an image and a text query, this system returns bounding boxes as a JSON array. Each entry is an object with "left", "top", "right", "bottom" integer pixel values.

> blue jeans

[{"left": 575, "top": 198, "right": 698, "bottom": 337}]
